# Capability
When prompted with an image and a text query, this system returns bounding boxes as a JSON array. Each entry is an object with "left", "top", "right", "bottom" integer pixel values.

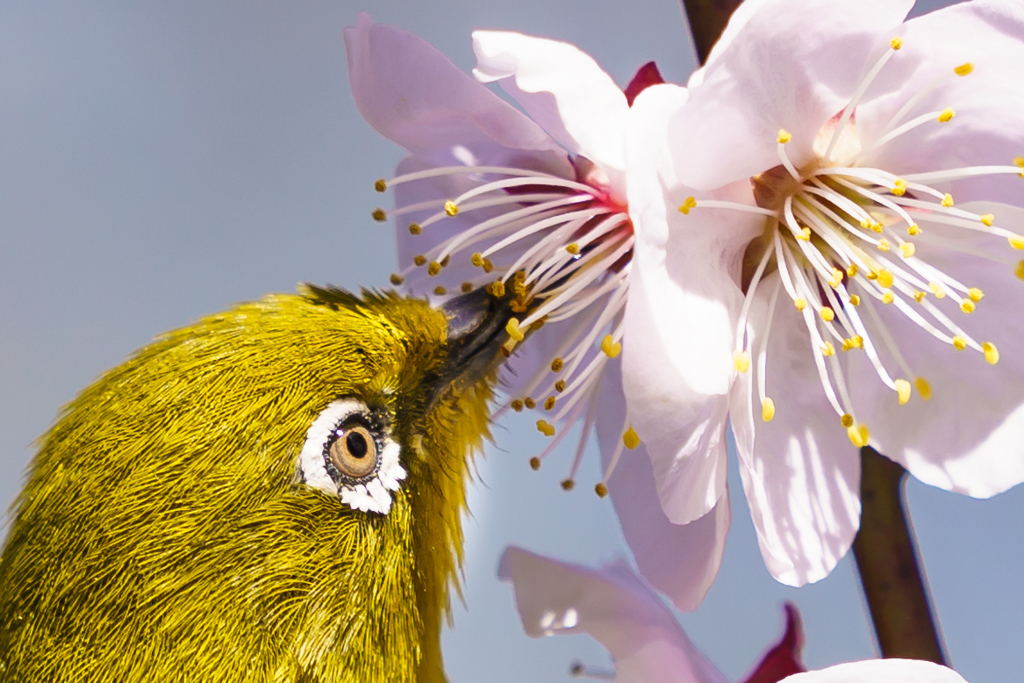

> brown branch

[
  {"left": 851, "top": 447, "right": 947, "bottom": 663},
  {"left": 679, "top": 0, "right": 744, "bottom": 64}
]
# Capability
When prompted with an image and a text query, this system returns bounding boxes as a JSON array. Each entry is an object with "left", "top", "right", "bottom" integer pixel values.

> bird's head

[{"left": 0, "top": 285, "right": 513, "bottom": 682}]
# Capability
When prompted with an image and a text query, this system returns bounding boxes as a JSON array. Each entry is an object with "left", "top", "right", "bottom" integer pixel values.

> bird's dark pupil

[{"left": 346, "top": 432, "right": 368, "bottom": 459}]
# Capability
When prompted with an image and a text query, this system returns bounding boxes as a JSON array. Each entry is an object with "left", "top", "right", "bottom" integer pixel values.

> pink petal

[
  {"left": 597, "top": 361, "right": 730, "bottom": 612},
  {"left": 670, "top": 0, "right": 913, "bottom": 190},
  {"left": 779, "top": 659, "right": 968, "bottom": 683},
  {"left": 345, "top": 13, "right": 567, "bottom": 168},
  {"left": 498, "top": 546, "right": 729, "bottom": 683}
]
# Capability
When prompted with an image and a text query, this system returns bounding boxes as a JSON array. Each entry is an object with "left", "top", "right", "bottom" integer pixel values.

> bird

[{"left": 0, "top": 283, "right": 513, "bottom": 682}]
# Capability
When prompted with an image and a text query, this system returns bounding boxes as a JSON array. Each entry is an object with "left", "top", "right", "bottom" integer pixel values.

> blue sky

[{"left": 1, "top": 1, "right": 1021, "bottom": 681}]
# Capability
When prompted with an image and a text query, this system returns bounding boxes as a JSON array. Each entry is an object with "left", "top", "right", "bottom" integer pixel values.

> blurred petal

[
  {"left": 498, "top": 547, "right": 729, "bottom": 683},
  {"left": 472, "top": 30, "right": 629, "bottom": 183},
  {"left": 345, "top": 13, "right": 567, "bottom": 167},
  {"left": 597, "top": 361, "right": 730, "bottom": 612},
  {"left": 670, "top": 0, "right": 912, "bottom": 190},
  {"left": 740, "top": 604, "right": 805, "bottom": 683},
  {"left": 780, "top": 660, "right": 969, "bottom": 683}
]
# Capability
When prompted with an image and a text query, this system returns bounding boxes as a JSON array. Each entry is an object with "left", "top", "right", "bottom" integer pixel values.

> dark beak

[{"left": 434, "top": 286, "right": 516, "bottom": 401}]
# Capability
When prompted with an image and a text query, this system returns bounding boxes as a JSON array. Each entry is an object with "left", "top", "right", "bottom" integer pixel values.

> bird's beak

[{"left": 435, "top": 286, "right": 516, "bottom": 401}]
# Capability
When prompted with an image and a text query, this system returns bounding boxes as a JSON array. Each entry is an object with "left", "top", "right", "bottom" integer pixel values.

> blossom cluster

[{"left": 347, "top": 0, "right": 1024, "bottom": 679}]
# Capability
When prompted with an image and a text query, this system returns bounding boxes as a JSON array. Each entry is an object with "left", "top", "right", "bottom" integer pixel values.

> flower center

[
  {"left": 679, "top": 37, "right": 1024, "bottom": 446},
  {"left": 374, "top": 156, "right": 637, "bottom": 493}
]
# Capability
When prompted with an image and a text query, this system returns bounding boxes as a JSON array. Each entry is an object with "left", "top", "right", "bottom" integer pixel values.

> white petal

[
  {"left": 780, "top": 659, "right": 968, "bottom": 683},
  {"left": 472, "top": 31, "right": 629, "bottom": 190},
  {"left": 624, "top": 84, "right": 760, "bottom": 524},
  {"left": 498, "top": 547, "right": 729, "bottom": 683},
  {"left": 849, "top": 202, "right": 1024, "bottom": 498},
  {"left": 670, "top": 0, "right": 913, "bottom": 190},
  {"left": 732, "top": 276, "right": 861, "bottom": 586},
  {"left": 597, "top": 361, "right": 730, "bottom": 612},
  {"left": 345, "top": 14, "right": 566, "bottom": 165}
]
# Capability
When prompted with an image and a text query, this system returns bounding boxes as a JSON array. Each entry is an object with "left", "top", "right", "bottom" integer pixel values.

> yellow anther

[
  {"left": 841, "top": 339, "right": 854, "bottom": 352},
  {"left": 506, "top": 318, "right": 525, "bottom": 341},
  {"left": 554, "top": 379, "right": 566, "bottom": 393},
  {"left": 427, "top": 261, "right": 441, "bottom": 276},
  {"left": 1015, "top": 157, "right": 1024, "bottom": 168},
  {"left": 828, "top": 268, "right": 844, "bottom": 288},
  {"left": 877, "top": 269, "right": 894, "bottom": 288},
  {"left": 601, "top": 335, "right": 622, "bottom": 358},
  {"left": 389, "top": 273, "right": 405, "bottom": 286},
  {"left": 440, "top": 255, "right": 450, "bottom": 268},
  {"left": 941, "top": 193, "right": 955, "bottom": 207},
  {"left": 983, "top": 342, "right": 1000, "bottom": 365},
  {"left": 510, "top": 399, "right": 524, "bottom": 412},
  {"left": 1008, "top": 234, "right": 1024, "bottom": 249},
  {"left": 821, "top": 341, "right": 836, "bottom": 357},
  {"left": 371, "top": 208, "right": 387, "bottom": 222},
  {"left": 820, "top": 306, "right": 835, "bottom": 322},
  {"left": 1016, "top": 260, "right": 1024, "bottom": 280},
  {"left": 847, "top": 423, "right": 870, "bottom": 448},
  {"left": 733, "top": 350, "right": 751, "bottom": 373},
  {"left": 761, "top": 398, "right": 776, "bottom": 422},
  {"left": 928, "top": 282, "right": 946, "bottom": 298},
  {"left": 551, "top": 358, "right": 564, "bottom": 373},
  {"left": 891, "top": 37, "right": 903, "bottom": 50},
  {"left": 433, "top": 286, "right": 447, "bottom": 296},
  {"left": 536, "top": 420, "right": 556, "bottom": 437},
  {"left": 408, "top": 223, "right": 422, "bottom": 235},
  {"left": 952, "top": 336, "right": 967, "bottom": 350},
  {"left": 882, "top": 290, "right": 895, "bottom": 304},
  {"left": 960, "top": 300, "right": 976, "bottom": 313},
  {"left": 849, "top": 294, "right": 861, "bottom": 306},
  {"left": 841, "top": 413, "right": 854, "bottom": 428},
  {"left": 529, "top": 456, "right": 541, "bottom": 470},
  {"left": 777, "top": 129, "right": 792, "bottom": 144},
  {"left": 524, "top": 397, "right": 536, "bottom": 409},
  {"left": 937, "top": 107, "right": 956, "bottom": 123},
  {"left": 852, "top": 335, "right": 864, "bottom": 349},
  {"left": 797, "top": 227, "right": 811, "bottom": 240},
  {"left": 877, "top": 238, "right": 891, "bottom": 252},
  {"left": 895, "top": 379, "right": 912, "bottom": 405},
  {"left": 623, "top": 427, "right": 641, "bottom": 450},
  {"left": 914, "top": 290, "right": 926, "bottom": 303},
  {"left": 847, "top": 263, "right": 859, "bottom": 278},
  {"left": 482, "top": 258, "right": 494, "bottom": 273},
  {"left": 679, "top": 196, "right": 698, "bottom": 214},
  {"left": 560, "top": 479, "right": 575, "bottom": 491},
  {"left": 595, "top": 483, "right": 609, "bottom": 498},
  {"left": 954, "top": 62, "right": 974, "bottom": 76},
  {"left": 907, "top": 223, "right": 922, "bottom": 236},
  {"left": 892, "top": 179, "right": 908, "bottom": 196},
  {"left": 915, "top": 378, "right": 933, "bottom": 401},
  {"left": 860, "top": 219, "right": 872, "bottom": 230},
  {"left": 980, "top": 214, "right": 995, "bottom": 227},
  {"left": 471, "top": 253, "right": 484, "bottom": 267},
  {"left": 461, "top": 282, "right": 473, "bottom": 293},
  {"left": 413, "top": 255, "right": 427, "bottom": 267},
  {"left": 866, "top": 270, "right": 878, "bottom": 280},
  {"left": 444, "top": 200, "right": 459, "bottom": 216},
  {"left": 544, "top": 396, "right": 556, "bottom": 411},
  {"left": 374, "top": 178, "right": 388, "bottom": 192},
  {"left": 490, "top": 280, "right": 506, "bottom": 298},
  {"left": 872, "top": 221, "right": 884, "bottom": 233},
  {"left": 900, "top": 242, "right": 916, "bottom": 258},
  {"left": 565, "top": 242, "right": 580, "bottom": 255},
  {"left": 794, "top": 298, "right": 807, "bottom": 311}
]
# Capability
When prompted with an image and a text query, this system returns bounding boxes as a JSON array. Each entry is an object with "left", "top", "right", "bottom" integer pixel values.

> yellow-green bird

[{"left": 0, "top": 284, "right": 512, "bottom": 682}]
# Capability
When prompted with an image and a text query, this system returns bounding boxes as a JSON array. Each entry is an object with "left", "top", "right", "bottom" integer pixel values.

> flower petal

[
  {"left": 472, "top": 31, "right": 629, "bottom": 186},
  {"left": 498, "top": 546, "right": 729, "bottom": 683},
  {"left": 779, "top": 659, "right": 968, "bottom": 683},
  {"left": 670, "top": 0, "right": 913, "bottom": 190},
  {"left": 849, "top": 202, "right": 1024, "bottom": 498},
  {"left": 731, "top": 276, "right": 861, "bottom": 586},
  {"left": 345, "top": 13, "right": 567, "bottom": 168},
  {"left": 624, "top": 84, "right": 760, "bottom": 524},
  {"left": 740, "top": 604, "right": 805, "bottom": 683},
  {"left": 597, "top": 361, "right": 730, "bottom": 612}
]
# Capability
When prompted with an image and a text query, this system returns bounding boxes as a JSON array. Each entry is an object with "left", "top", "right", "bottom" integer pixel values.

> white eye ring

[{"left": 299, "top": 398, "right": 406, "bottom": 514}]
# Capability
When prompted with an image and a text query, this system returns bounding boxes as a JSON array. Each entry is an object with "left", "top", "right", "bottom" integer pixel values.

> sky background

[{"left": 1, "top": 0, "right": 1022, "bottom": 681}]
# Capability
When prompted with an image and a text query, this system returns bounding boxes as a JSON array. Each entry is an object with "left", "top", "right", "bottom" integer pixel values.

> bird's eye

[
  {"left": 298, "top": 398, "right": 406, "bottom": 515},
  {"left": 327, "top": 419, "right": 378, "bottom": 479}
]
